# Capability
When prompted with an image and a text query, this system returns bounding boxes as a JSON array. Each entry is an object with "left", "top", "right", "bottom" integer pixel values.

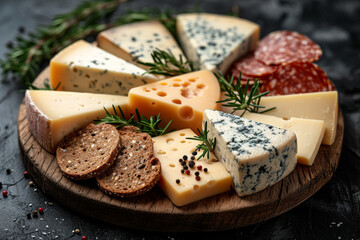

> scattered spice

[
  {"left": 195, "top": 171, "right": 200, "bottom": 176},
  {"left": 180, "top": 169, "right": 184, "bottom": 174},
  {"left": 82, "top": 236, "right": 88, "bottom": 240},
  {"left": 74, "top": 229, "right": 81, "bottom": 234},
  {"left": 195, "top": 176, "right": 201, "bottom": 181},
  {"left": 26, "top": 213, "right": 31, "bottom": 219},
  {"left": 204, "top": 168, "right": 208, "bottom": 173},
  {"left": 38, "top": 208, "right": 44, "bottom": 214},
  {"left": 32, "top": 210, "right": 38, "bottom": 218},
  {"left": 185, "top": 170, "right": 190, "bottom": 175},
  {"left": 192, "top": 151, "right": 197, "bottom": 156},
  {"left": 191, "top": 156, "right": 195, "bottom": 160},
  {"left": 182, "top": 155, "right": 188, "bottom": 160},
  {"left": 6, "top": 169, "right": 11, "bottom": 174},
  {"left": 179, "top": 159, "right": 183, "bottom": 163},
  {"left": 3, "top": 191, "right": 8, "bottom": 197},
  {"left": 183, "top": 166, "right": 188, "bottom": 170},
  {"left": 188, "top": 161, "right": 195, "bottom": 168},
  {"left": 197, "top": 165, "right": 202, "bottom": 171},
  {"left": 29, "top": 181, "right": 35, "bottom": 187},
  {"left": 176, "top": 179, "right": 180, "bottom": 184},
  {"left": 24, "top": 171, "right": 30, "bottom": 179}
]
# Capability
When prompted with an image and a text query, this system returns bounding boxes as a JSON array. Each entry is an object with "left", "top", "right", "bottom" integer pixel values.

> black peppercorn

[
  {"left": 0, "top": 182, "right": 2, "bottom": 189},
  {"left": 26, "top": 213, "right": 31, "bottom": 219},
  {"left": 181, "top": 161, "right": 186, "bottom": 166},
  {"left": 192, "top": 151, "right": 197, "bottom": 156},
  {"left": 176, "top": 179, "right": 180, "bottom": 184},
  {"left": 182, "top": 155, "right": 188, "bottom": 160},
  {"left": 204, "top": 168, "right": 208, "bottom": 173},
  {"left": 32, "top": 210, "right": 38, "bottom": 218},
  {"left": 183, "top": 166, "right": 188, "bottom": 170},
  {"left": 6, "top": 169, "right": 11, "bottom": 174},
  {"left": 179, "top": 159, "right": 183, "bottom": 163},
  {"left": 181, "top": 169, "right": 185, "bottom": 174},
  {"left": 195, "top": 171, "right": 200, "bottom": 176},
  {"left": 191, "top": 156, "right": 195, "bottom": 160},
  {"left": 189, "top": 161, "right": 195, "bottom": 168}
]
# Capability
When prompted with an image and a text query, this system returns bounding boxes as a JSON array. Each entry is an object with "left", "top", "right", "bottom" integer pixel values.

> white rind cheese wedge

[
  {"left": 203, "top": 110, "right": 297, "bottom": 197},
  {"left": 50, "top": 40, "right": 157, "bottom": 95},
  {"left": 259, "top": 91, "right": 338, "bottom": 145},
  {"left": 98, "top": 20, "right": 186, "bottom": 71},
  {"left": 25, "top": 90, "right": 128, "bottom": 153},
  {"left": 241, "top": 112, "right": 325, "bottom": 166},
  {"left": 176, "top": 13, "right": 260, "bottom": 73},
  {"left": 153, "top": 129, "right": 231, "bottom": 207}
]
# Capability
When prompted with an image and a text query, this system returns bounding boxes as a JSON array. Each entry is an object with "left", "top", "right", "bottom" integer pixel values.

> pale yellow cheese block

[
  {"left": 128, "top": 70, "right": 221, "bottom": 133},
  {"left": 25, "top": 90, "right": 128, "bottom": 153},
  {"left": 241, "top": 112, "right": 325, "bottom": 165},
  {"left": 153, "top": 129, "right": 231, "bottom": 207},
  {"left": 50, "top": 40, "right": 157, "bottom": 95}
]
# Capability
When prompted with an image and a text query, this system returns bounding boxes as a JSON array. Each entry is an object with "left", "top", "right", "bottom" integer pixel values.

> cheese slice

[
  {"left": 258, "top": 91, "right": 338, "bottom": 145},
  {"left": 176, "top": 13, "right": 260, "bottom": 73},
  {"left": 241, "top": 112, "right": 325, "bottom": 165},
  {"left": 98, "top": 20, "right": 186, "bottom": 71},
  {"left": 25, "top": 90, "right": 128, "bottom": 153},
  {"left": 153, "top": 129, "right": 231, "bottom": 206},
  {"left": 203, "top": 110, "right": 297, "bottom": 197},
  {"left": 128, "top": 70, "right": 221, "bottom": 133},
  {"left": 50, "top": 40, "right": 158, "bottom": 95}
]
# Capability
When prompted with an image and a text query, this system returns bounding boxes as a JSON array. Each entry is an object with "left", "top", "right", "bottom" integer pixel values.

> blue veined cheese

[
  {"left": 98, "top": 20, "right": 186, "bottom": 71},
  {"left": 176, "top": 13, "right": 260, "bottom": 73},
  {"left": 203, "top": 109, "right": 297, "bottom": 197},
  {"left": 50, "top": 40, "right": 158, "bottom": 95}
]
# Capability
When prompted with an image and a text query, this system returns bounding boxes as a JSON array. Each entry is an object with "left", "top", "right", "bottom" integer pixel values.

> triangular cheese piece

[
  {"left": 128, "top": 70, "right": 221, "bottom": 133},
  {"left": 176, "top": 13, "right": 260, "bottom": 73},
  {"left": 203, "top": 109, "right": 297, "bottom": 197},
  {"left": 50, "top": 40, "right": 157, "bottom": 95},
  {"left": 25, "top": 90, "right": 128, "bottom": 153},
  {"left": 98, "top": 20, "right": 186, "bottom": 71}
]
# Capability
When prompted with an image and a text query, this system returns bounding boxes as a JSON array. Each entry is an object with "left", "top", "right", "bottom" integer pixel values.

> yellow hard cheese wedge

[
  {"left": 98, "top": 20, "right": 186, "bottom": 71},
  {"left": 259, "top": 91, "right": 338, "bottom": 145},
  {"left": 153, "top": 129, "right": 231, "bottom": 207},
  {"left": 177, "top": 13, "right": 259, "bottom": 73},
  {"left": 128, "top": 70, "right": 221, "bottom": 133},
  {"left": 241, "top": 112, "right": 325, "bottom": 165},
  {"left": 50, "top": 40, "right": 157, "bottom": 95},
  {"left": 25, "top": 90, "right": 128, "bottom": 153}
]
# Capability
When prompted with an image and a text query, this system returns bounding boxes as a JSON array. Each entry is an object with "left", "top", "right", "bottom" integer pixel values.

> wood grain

[{"left": 17, "top": 68, "right": 344, "bottom": 232}]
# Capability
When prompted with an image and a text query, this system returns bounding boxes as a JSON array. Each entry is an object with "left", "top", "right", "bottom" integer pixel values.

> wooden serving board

[{"left": 17, "top": 68, "right": 344, "bottom": 232}]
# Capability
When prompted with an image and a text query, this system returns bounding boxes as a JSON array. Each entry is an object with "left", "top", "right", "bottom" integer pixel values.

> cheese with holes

[
  {"left": 258, "top": 91, "right": 338, "bottom": 145},
  {"left": 98, "top": 20, "right": 186, "bottom": 71},
  {"left": 128, "top": 70, "right": 221, "bottom": 133},
  {"left": 50, "top": 40, "right": 157, "bottom": 95},
  {"left": 203, "top": 110, "right": 297, "bottom": 197},
  {"left": 153, "top": 129, "right": 231, "bottom": 206},
  {"left": 176, "top": 13, "right": 260, "bottom": 73},
  {"left": 241, "top": 112, "right": 325, "bottom": 165},
  {"left": 25, "top": 90, "right": 128, "bottom": 153}
]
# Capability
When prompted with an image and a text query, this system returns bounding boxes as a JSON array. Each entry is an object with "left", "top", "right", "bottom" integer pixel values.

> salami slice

[
  {"left": 233, "top": 53, "right": 278, "bottom": 77},
  {"left": 229, "top": 68, "right": 268, "bottom": 85},
  {"left": 260, "top": 62, "right": 335, "bottom": 96},
  {"left": 255, "top": 31, "right": 322, "bottom": 65}
]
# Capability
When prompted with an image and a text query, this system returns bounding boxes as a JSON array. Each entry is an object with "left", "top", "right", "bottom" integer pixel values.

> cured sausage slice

[{"left": 233, "top": 53, "right": 278, "bottom": 77}]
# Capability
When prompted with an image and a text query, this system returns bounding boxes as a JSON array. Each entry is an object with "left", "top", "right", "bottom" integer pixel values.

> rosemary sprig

[
  {"left": 139, "top": 49, "right": 200, "bottom": 76},
  {"left": 186, "top": 122, "right": 216, "bottom": 160},
  {"left": 216, "top": 73, "right": 276, "bottom": 117},
  {"left": 95, "top": 105, "right": 172, "bottom": 137}
]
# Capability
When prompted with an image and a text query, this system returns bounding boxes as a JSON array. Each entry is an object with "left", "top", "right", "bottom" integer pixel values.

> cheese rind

[
  {"left": 50, "top": 40, "right": 157, "bottom": 95},
  {"left": 176, "top": 13, "right": 260, "bottom": 73},
  {"left": 98, "top": 20, "right": 186, "bottom": 71},
  {"left": 128, "top": 70, "right": 221, "bottom": 133},
  {"left": 203, "top": 110, "right": 297, "bottom": 197},
  {"left": 25, "top": 90, "right": 128, "bottom": 153},
  {"left": 153, "top": 129, "right": 231, "bottom": 206}
]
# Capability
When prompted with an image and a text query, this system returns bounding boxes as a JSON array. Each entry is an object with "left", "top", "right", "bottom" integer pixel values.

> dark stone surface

[{"left": 0, "top": 0, "right": 359, "bottom": 239}]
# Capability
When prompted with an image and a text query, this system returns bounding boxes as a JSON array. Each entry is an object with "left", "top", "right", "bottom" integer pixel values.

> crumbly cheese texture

[
  {"left": 176, "top": 13, "right": 260, "bottom": 73},
  {"left": 98, "top": 20, "right": 186, "bottom": 70},
  {"left": 259, "top": 91, "right": 338, "bottom": 145},
  {"left": 25, "top": 90, "right": 128, "bottom": 153},
  {"left": 241, "top": 112, "right": 325, "bottom": 165},
  {"left": 50, "top": 40, "right": 157, "bottom": 95},
  {"left": 153, "top": 129, "right": 231, "bottom": 207},
  {"left": 128, "top": 70, "right": 221, "bottom": 133},
  {"left": 203, "top": 110, "right": 297, "bottom": 197}
]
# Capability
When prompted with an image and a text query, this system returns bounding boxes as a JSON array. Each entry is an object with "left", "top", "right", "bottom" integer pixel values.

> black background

[{"left": 0, "top": 0, "right": 359, "bottom": 239}]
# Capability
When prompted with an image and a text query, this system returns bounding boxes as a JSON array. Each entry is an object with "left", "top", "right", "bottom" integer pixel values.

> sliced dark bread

[
  {"left": 96, "top": 126, "right": 161, "bottom": 198},
  {"left": 56, "top": 123, "right": 121, "bottom": 180}
]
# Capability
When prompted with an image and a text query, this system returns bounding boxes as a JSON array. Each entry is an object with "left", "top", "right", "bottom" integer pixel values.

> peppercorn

[
  {"left": 179, "top": 159, "right": 183, "bottom": 163},
  {"left": 183, "top": 166, "right": 188, "bottom": 170},
  {"left": 29, "top": 181, "right": 34, "bottom": 187},
  {"left": 204, "top": 168, "right": 208, "bottom": 173},
  {"left": 74, "top": 229, "right": 81, "bottom": 234},
  {"left": 181, "top": 169, "right": 184, "bottom": 174},
  {"left": 197, "top": 165, "right": 202, "bottom": 171},
  {"left": 182, "top": 155, "right": 188, "bottom": 160},
  {"left": 192, "top": 151, "right": 197, "bottom": 156},
  {"left": 195, "top": 176, "right": 201, "bottom": 181},
  {"left": 191, "top": 156, "right": 195, "bottom": 160},
  {"left": 195, "top": 171, "right": 200, "bottom": 176},
  {"left": 181, "top": 161, "right": 186, "bottom": 166},
  {"left": 185, "top": 170, "right": 190, "bottom": 175},
  {"left": 188, "top": 161, "right": 195, "bottom": 168},
  {"left": 176, "top": 179, "right": 180, "bottom": 184},
  {"left": 32, "top": 210, "right": 38, "bottom": 218},
  {"left": 0, "top": 182, "right": 2, "bottom": 189},
  {"left": 3, "top": 191, "right": 8, "bottom": 197},
  {"left": 82, "top": 236, "right": 88, "bottom": 240},
  {"left": 26, "top": 213, "right": 31, "bottom": 219},
  {"left": 38, "top": 208, "right": 44, "bottom": 214},
  {"left": 6, "top": 169, "right": 11, "bottom": 174},
  {"left": 24, "top": 171, "right": 30, "bottom": 179},
  {"left": 18, "top": 26, "right": 25, "bottom": 34}
]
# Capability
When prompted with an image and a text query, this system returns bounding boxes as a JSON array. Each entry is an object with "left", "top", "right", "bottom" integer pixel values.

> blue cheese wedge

[
  {"left": 176, "top": 13, "right": 260, "bottom": 73},
  {"left": 50, "top": 40, "right": 158, "bottom": 95},
  {"left": 98, "top": 20, "right": 186, "bottom": 71},
  {"left": 203, "top": 110, "right": 297, "bottom": 197}
]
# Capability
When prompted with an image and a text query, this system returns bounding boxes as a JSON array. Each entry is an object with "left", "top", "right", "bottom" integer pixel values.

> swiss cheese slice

[
  {"left": 153, "top": 129, "right": 231, "bottom": 206},
  {"left": 25, "top": 90, "right": 128, "bottom": 153},
  {"left": 98, "top": 20, "right": 186, "bottom": 71},
  {"left": 259, "top": 91, "right": 338, "bottom": 145},
  {"left": 204, "top": 110, "right": 297, "bottom": 197},
  {"left": 128, "top": 70, "right": 221, "bottom": 133},
  {"left": 241, "top": 112, "right": 325, "bottom": 165},
  {"left": 50, "top": 40, "right": 157, "bottom": 95},
  {"left": 176, "top": 13, "right": 260, "bottom": 73}
]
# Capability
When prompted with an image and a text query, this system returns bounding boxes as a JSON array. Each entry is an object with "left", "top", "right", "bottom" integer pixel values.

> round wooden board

[{"left": 17, "top": 68, "right": 344, "bottom": 232}]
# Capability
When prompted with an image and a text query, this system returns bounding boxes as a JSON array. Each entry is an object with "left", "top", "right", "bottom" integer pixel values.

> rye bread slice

[
  {"left": 56, "top": 123, "right": 121, "bottom": 180},
  {"left": 96, "top": 126, "right": 161, "bottom": 198}
]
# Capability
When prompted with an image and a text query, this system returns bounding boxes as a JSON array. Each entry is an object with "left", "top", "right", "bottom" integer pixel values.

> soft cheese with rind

[
  {"left": 98, "top": 20, "right": 186, "bottom": 71},
  {"left": 177, "top": 13, "right": 260, "bottom": 73},
  {"left": 153, "top": 129, "right": 231, "bottom": 206},
  {"left": 50, "top": 40, "right": 157, "bottom": 95},
  {"left": 25, "top": 90, "right": 128, "bottom": 153},
  {"left": 203, "top": 110, "right": 297, "bottom": 197}
]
